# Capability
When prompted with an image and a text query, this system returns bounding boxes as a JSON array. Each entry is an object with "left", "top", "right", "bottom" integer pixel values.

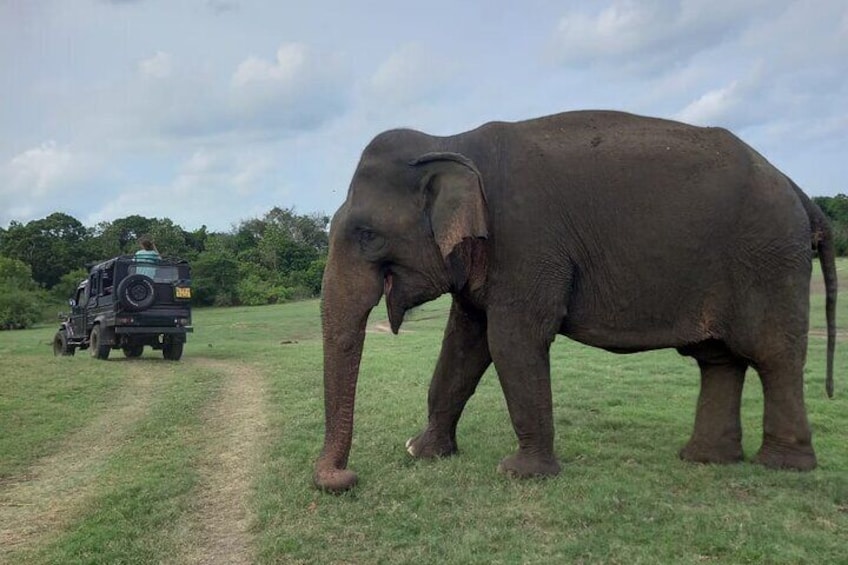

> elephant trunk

[{"left": 313, "top": 246, "right": 382, "bottom": 492}]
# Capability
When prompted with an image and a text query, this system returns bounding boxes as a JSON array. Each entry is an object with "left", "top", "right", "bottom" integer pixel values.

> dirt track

[
  {"left": 175, "top": 359, "right": 269, "bottom": 565},
  {"left": 0, "top": 365, "right": 157, "bottom": 558},
  {"left": 0, "top": 358, "right": 269, "bottom": 565}
]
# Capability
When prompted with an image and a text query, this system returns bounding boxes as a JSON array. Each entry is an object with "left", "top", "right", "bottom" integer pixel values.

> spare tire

[{"left": 117, "top": 274, "right": 156, "bottom": 311}]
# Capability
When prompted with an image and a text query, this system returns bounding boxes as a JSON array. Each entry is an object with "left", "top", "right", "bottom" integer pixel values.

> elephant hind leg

[
  {"left": 750, "top": 347, "right": 817, "bottom": 471},
  {"left": 678, "top": 340, "right": 747, "bottom": 465}
]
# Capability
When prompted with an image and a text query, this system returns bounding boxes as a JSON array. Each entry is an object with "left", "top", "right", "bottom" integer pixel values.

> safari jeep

[{"left": 53, "top": 255, "right": 193, "bottom": 360}]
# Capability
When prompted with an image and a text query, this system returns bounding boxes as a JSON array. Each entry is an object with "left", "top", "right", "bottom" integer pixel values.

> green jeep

[{"left": 53, "top": 255, "right": 193, "bottom": 360}]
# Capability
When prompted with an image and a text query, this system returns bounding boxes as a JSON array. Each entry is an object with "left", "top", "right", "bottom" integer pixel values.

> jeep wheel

[
  {"left": 117, "top": 274, "right": 156, "bottom": 312},
  {"left": 122, "top": 344, "right": 144, "bottom": 358},
  {"left": 90, "top": 325, "right": 111, "bottom": 360},
  {"left": 53, "top": 330, "right": 75, "bottom": 356},
  {"left": 162, "top": 340, "right": 184, "bottom": 361}
]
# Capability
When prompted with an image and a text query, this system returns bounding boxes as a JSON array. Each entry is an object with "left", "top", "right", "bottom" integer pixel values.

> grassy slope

[{"left": 0, "top": 261, "right": 846, "bottom": 564}]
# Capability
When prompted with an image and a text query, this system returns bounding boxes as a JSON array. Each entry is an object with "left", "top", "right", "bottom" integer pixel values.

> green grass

[
  {"left": 1, "top": 263, "right": 847, "bottom": 564},
  {"left": 36, "top": 367, "right": 221, "bottom": 564}
]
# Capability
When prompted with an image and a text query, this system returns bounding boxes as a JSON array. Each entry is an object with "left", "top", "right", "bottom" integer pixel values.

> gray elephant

[{"left": 314, "top": 110, "right": 837, "bottom": 492}]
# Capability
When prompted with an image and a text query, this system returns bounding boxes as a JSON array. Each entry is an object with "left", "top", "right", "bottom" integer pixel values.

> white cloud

[
  {"left": 81, "top": 147, "right": 282, "bottom": 230},
  {"left": 0, "top": 142, "right": 99, "bottom": 226},
  {"left": 232, "top": 154, "right": 272, "bottom": 197},
  {"left": 182, "top": 149, "right": 217, "bottom": 175},
  {"left": 368, "top": 43, "right": 460, "bottom": 108},
  {"left": 138, "top": 51, "right": 172, "bottom": 79},
  {"left": 229, "top": 43, "right": 350, "bottom": 132},
  {"left": 78, "top": 42, "right": 352, "bottom": 144},
  {"left": 670, "top": 2, "right": 848, "bottom": 134},
  {"left": 232, "top": 43, "right": 306, "bottom": 87},
  {"left": 550, "top": 0, "right": 780, "bottom": 75},
  {"left": 675, "top": 81, "right": 742, "bottom": 125},
  {"left": 2, "top": 142, "right": 92, "bottom": 198}
]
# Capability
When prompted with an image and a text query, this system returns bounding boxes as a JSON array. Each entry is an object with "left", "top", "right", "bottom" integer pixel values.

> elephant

[{"left": 314, "top": 110, "right": 837, "bottom": 492}]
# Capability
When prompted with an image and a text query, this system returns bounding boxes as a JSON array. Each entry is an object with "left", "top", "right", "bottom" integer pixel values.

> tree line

[{"left": 0, "top": 207, "right": 329, "bottom": 329}]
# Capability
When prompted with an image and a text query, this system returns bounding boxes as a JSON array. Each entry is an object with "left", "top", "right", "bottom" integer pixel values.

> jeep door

[{"left": 70, "top": 281, "right": 89, "bottom": 337}]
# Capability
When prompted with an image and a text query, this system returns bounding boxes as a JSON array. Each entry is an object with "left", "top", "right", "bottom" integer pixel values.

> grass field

[{"left": 1, "top": 262, "right": 847, "bottom": 564}]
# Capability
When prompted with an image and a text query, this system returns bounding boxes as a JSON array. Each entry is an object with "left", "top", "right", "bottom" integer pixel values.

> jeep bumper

[{"left": 115, "top": 327, "right": 194, "bottom": 334}]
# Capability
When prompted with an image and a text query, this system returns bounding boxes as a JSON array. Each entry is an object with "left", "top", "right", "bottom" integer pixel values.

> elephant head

[{"left": 314, "top": 131, "right": 488, "bottom": 491}]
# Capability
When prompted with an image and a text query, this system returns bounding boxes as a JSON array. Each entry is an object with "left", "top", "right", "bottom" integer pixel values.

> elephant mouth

[
  {"left": 383, "top": 269, "right": 393, "bottom": 299},
  {"left": 383, "top": 269, "right": 404, "bottom": 334}
]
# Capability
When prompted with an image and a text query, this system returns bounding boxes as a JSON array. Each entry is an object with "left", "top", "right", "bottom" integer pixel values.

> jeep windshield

[{"left": 128, "top": 264, "right": 180, "bottom": 283}]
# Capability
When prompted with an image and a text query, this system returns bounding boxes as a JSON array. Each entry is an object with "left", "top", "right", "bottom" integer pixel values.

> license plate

[{"left": 175, "top": 287, "right": 191, "bottom": 299}]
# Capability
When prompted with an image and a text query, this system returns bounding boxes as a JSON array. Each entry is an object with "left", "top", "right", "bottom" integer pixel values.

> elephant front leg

[
  {"left": 487, "top": 313, "right": 561, "bottom": 479},
  {"left": 679, "top": 357, "right": 746, "bottom": 465},
  {"left": 406, "top": 297, "right": 491, "bottom": 459}
]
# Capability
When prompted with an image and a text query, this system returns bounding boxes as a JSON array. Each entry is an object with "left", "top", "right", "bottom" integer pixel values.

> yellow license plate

[{"left": 175, "top": 287, "right": 191, "bottom": 299}]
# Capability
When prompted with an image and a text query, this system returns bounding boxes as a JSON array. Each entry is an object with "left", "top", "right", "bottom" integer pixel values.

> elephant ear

[{"left": 411, "top": 152, "right": 489, "bottom": 291}]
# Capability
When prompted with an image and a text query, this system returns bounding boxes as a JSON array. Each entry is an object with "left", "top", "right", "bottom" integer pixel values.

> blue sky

[{"left": 1, "top": 0, "right": 846, "bottom": 231}]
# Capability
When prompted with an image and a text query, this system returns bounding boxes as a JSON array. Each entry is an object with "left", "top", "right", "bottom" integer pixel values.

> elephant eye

[
  {"left": 359, "top": 229, "right": 377, "bottom": 245},
  {"left": 357, "top": 228, "right": 387, "bottom": 258}
]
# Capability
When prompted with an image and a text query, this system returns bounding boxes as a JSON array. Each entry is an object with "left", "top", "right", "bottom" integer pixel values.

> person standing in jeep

[
  {"left": 135, "top": 235, "right": 160, "bottom": 278},
  {"left": 135, "top": 235, "right": 160, "bottom": 262}
]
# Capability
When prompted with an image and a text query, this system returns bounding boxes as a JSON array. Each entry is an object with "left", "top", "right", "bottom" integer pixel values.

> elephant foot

[
  {"left": 406, "top": 427, "right": 457, "bottom": 459},
  {"left": 679, "top": 439, "right": 743, "bottom": 465},
  {"left": 752, "top": 439, "right": 817, "bottom": 471},
  {"left": 314, "top": 467, "right": 358, "bottom": 493},
  {"left": 497, "top": 450, "right": 561, "bottom": 479}
]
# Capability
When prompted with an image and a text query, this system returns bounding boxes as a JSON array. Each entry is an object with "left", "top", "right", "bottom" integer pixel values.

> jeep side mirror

[{"left": 69, "top": 299, "right": 76, "bottom": 307}]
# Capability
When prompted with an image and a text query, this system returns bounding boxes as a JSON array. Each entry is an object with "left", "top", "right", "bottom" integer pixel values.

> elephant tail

[
  {"left": 814, "top": 204, "right": 838, "bottom": 399},
  {"left": 789, "top": 179, "right": 837, "bottom": 398}
]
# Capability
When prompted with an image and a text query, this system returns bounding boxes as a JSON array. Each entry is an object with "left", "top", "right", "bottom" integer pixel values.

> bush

[
  {"left": 0, "top": 285, "right": 45, "bottom": 330},
  {"left": 236, "top": 273, "right": 292, "bottom": 306},
  {"left": 284, "top": 257, "right": 326, "bottom": 296}
]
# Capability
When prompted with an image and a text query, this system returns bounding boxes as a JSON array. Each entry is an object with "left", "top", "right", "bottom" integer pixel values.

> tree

[
  {"left": 0, "top": 213, "right": 91, "bottom": 288},
  {"left": 148, "top": 218, "right": 196, "bottom": 260},
  {"left": 92, "top": 215, "right": 197, "bottom": 259},
  {"left": 229, "top": 207, "right": 329, "bottom": 303},
  {"left": 53, "top": 268, "right": 89, "bottom": 301},
  {"left": 191, "top": 235, "right": 240, "bottom": 306},
  {"left": 96, "top": 215, "right": 154, "bottom": 253},
  {"left": 264, "top": 207, "right": 329, "bottom": 252},
  {"left": 184, "top": 225, "right": 208, "bottom": 258}
]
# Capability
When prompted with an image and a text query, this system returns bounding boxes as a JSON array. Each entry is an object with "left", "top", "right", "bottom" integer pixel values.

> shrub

[{"left": 0, "top": 284, "right": 45, "bottom": 330}]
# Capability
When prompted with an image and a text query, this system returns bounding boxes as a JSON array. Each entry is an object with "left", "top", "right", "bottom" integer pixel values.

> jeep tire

[
  {"left": 162, "top": 339, "right": 184, "bottom": 361},
  {"left": 116, "top": 274, "right": 156, "bottom": 312},
  {"left": 122, "top": 343, "right": 144, "bottom": 358},
  {"left": 53, "top": 330, "right": 75, "bottom": 356},
  {"left": 90, "top": 325, "right": 111, "bottom": 360}
]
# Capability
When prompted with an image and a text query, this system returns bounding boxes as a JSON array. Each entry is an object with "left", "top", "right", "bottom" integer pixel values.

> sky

[{"left": 1, "top": 0, "right": 846, "bottom": 232}]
